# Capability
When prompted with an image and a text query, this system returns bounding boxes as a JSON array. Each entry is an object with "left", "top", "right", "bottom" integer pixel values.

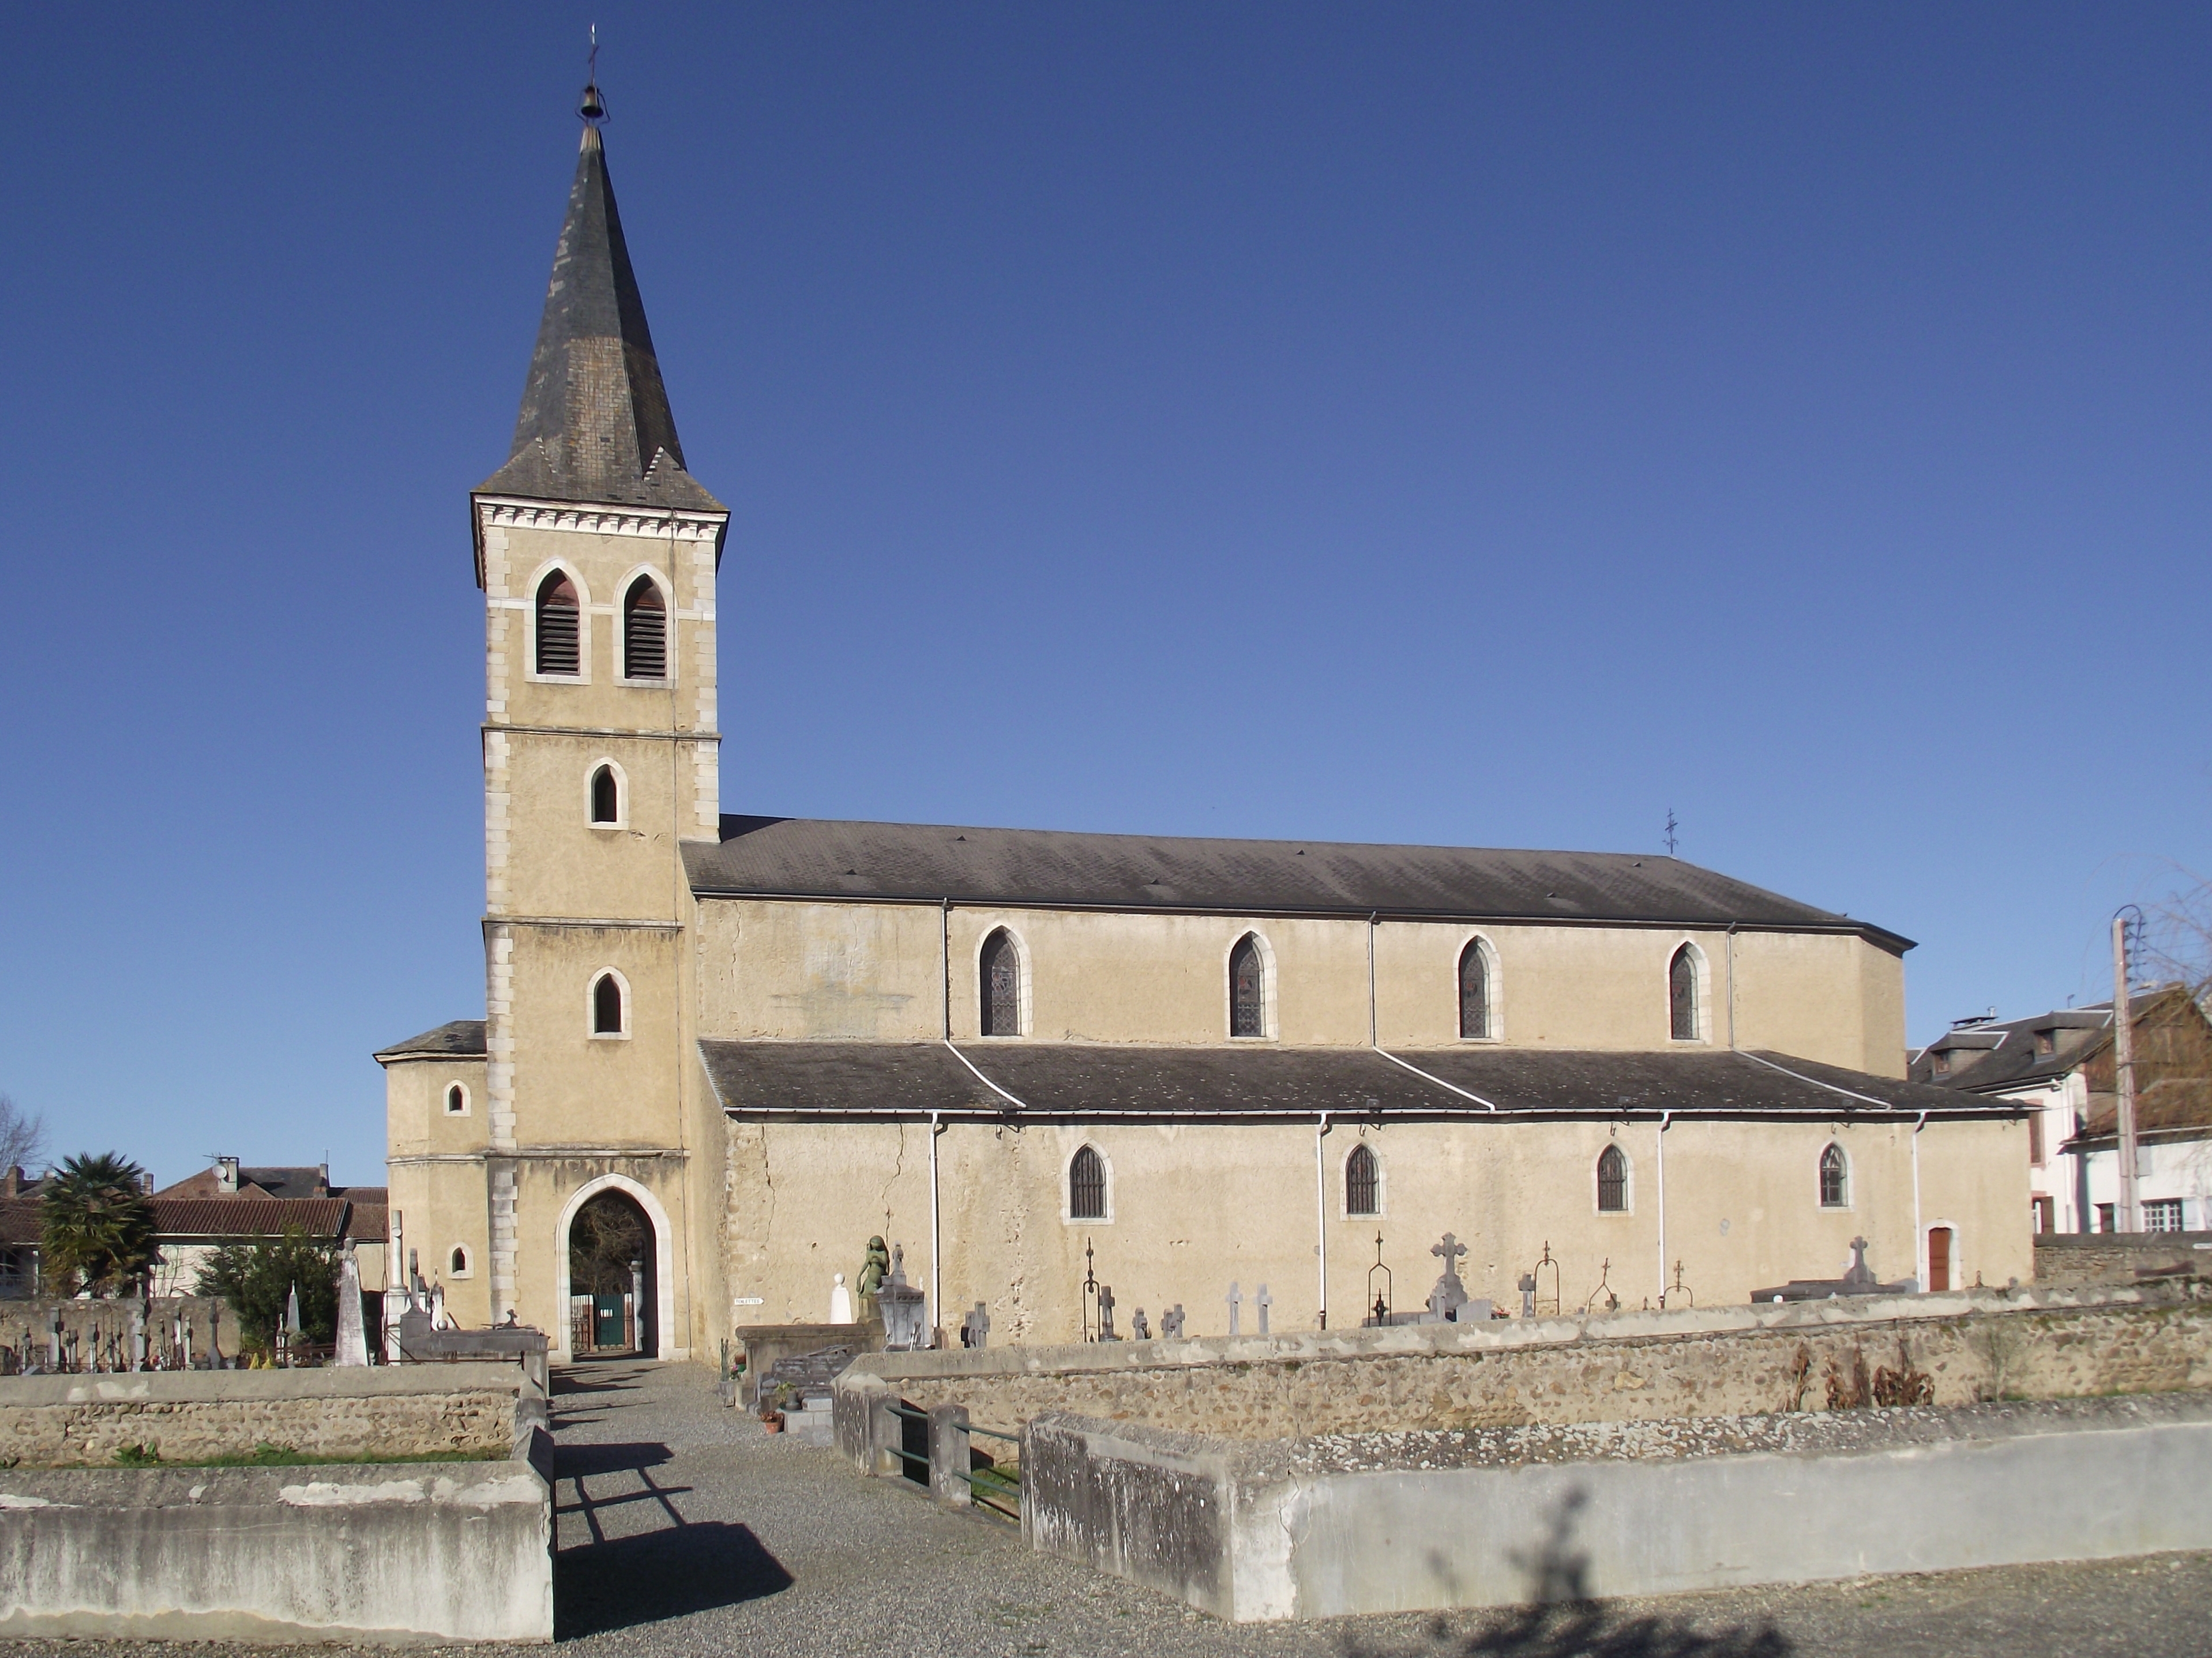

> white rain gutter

[
  {"left": 929, "top": 1110, "right": 944, "bottom": 1345},
  {"left": 1655, "top": 1110, "right": 1673, "bottom": 1306},
  {"left": 1315, "top": 1113, "right": 1332, "bottom": 1329}
]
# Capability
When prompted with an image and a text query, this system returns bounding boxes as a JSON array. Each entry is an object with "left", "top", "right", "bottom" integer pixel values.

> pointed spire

[{"left": 478, "top": 122, "right": 723, "bottom": 513}]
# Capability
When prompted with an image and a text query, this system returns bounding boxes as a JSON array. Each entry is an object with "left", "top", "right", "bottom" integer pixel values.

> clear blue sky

[{"left": 3, "top": 6, "right": 2207, "bottom": 1186}]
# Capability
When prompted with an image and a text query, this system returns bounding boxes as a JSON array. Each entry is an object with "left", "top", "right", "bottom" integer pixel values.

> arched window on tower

[
  {"left": 592, "top": 973, "right": 626, "bottom": 1036},
  {"left": 980, "top": 929, "right": 1021, "bottom": 1037},
  {"left": 536, "top": 571, "right": 580, "bottom": 676},
  {"left": 1669, "top": 945, "right": 1700, "bottom": 1042},
  {"left": 1230, "top": 934, "right": 1267, "bottom": 1039},
  {"left": 1819, "top": 1143, "right": 1850, "bottom": 1208},
  {"left": 622, "top": 577, "right": 667, "bottom": 681},
  {"left": 1459, "top": 939, "right": 1491, "bottom": 1039},
  {"left": 589, "top": 765, "right": 619, "bottom": 825},
  {"left": 1597, "top": 1144, "right": 1628, "bottom": 1213},
  {"left": 1345, "top": 1143, "right": 1380, "bottom": 1217},
  {"left": 1069, "top": 1145, "right": 1106, "bottom": 1220}
]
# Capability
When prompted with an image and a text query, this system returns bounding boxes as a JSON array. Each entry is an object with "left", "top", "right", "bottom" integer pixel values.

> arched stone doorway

[{"left": 566, "top": 1187, "right": 658, "bottom": 1359}]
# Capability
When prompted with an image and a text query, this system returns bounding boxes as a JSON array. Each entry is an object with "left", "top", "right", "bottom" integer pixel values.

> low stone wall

[
  {"left": 0, "top": 1364, "right": 524, "bottom": 1468},
  {"left": 0, "top": 1367, "right": 551, "bottom": 1644},
  {"left": 838, "top": 1283, "right": 2212, "bottom": 1446},
  {"left": 2035, "top": 1231, "right": 2212, "bottom": 1288},
  {"left": 1023, "top": 1392, "right": 2212, "bottom": 1621}
]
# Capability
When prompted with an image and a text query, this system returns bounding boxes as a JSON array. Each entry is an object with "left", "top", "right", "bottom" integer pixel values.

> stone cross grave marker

[
  {"left": 1131, "top": 1307, "right": 1150, "bottom": 1341},
  {"left": 1255, "top": 1283, "right": 1271, "bottom": 1335},
  {"left": 1226, "top": 1281, "right": 1241, "bottom": 1336},
  {"left": 1428, "top": 1233, "right": 1470, "bottom": 1322},
  {"left": 1161, "top": 1304, "right": 1185, "bottom": 1339},
  {"left": 960, "top": 1302, "right": 990, "bottom": 1349},
  {"left": 1098, "top": 1284, "right": 1118, "bottom": 1341}
]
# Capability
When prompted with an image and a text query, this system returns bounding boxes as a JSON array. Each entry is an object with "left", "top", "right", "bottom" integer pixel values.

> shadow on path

[{"left": 557, "top": 1521, "right": 794, "bottom": 1637}]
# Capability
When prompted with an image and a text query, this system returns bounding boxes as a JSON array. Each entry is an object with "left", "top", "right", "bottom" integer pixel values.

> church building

[{"left": 377, "top": 100, "right": 2029, "bottom": 1362}]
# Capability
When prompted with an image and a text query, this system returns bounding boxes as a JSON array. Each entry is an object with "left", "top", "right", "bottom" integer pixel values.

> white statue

[{"left": 829, "top": 1272, "right": 854, "bottom": 1324}]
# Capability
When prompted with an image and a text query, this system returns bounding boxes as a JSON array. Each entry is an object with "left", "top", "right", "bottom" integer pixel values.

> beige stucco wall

[
  {"left": 721, "top": 1111, "right": 2030, "bottom": 1345},
  {"left": 694, "top": 900, "right": 1907, "bottom": 1073}
]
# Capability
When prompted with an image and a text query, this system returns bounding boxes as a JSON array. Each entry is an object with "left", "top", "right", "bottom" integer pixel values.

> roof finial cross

[{"left": 579, "top": 25, "right": 608, "bottom": 126}]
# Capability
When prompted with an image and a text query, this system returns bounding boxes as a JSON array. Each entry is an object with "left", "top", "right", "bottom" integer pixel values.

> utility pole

[{"left": 2112, "top": 911, "right": 2142, "bottom": 1234}]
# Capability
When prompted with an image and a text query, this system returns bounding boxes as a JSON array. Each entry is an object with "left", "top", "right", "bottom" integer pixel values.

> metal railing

[{"left": 878, "top": 1399, "right": 1021, "bottom": 1521}]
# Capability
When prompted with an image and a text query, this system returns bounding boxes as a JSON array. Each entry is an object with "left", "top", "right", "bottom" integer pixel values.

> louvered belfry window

[
  {"left": 980, "top": 930, "right": 1020, "bottom": 1036},
  {"left": 1597, "top": 1144, "right": 1628, "bottom": 1212},
  {"left": 624, "top": 577, "right": 667, "bottom": 680},
  {"left": 1230, "top": 935, "right": 1265, "bottom": 1038},
  {"left": 1069, "top": 1145, "right": 1106, "bottom": 1220},
  {"left": 1346, "top": 1143, "right": 1380, "bottom": 1217},
  {"left": 536, "top": 572, "right": 580, "bottom": 675},
  {"left": 1459, "top": 941, "right": 1490, "bottom": 1039},
  {"left": 1669, "top": 946, "right": 1698, "bottom": 1041}
]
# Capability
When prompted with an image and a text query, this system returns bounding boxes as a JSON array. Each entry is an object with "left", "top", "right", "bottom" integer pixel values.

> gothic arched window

[
  {"left": 980, "top": 929, "right": 1021, "bottom": 1037},
  {"left": 1345, "top": 1143, "right": 1380, "bottom": 1217},
  {"left": 592, "top": 972, "right": 626, "bottom": 1036},
  {"left": 536, "top": 571, "right": 581, "bottom": 676},
  {"left": 622, "top": 576, "right": 667, "bottom": 681},
  {"left": 589, "top": 764, "right": 619, "bottom": 825},
  {"left": 1459, "top": 939, "right": 1491, "bottom": 1039},
  {"left": 1669, "top": 945, "right": 1700, "bottom": 1042},
  {"left": 449, "top": 1246, "right": 470, "bottom": 1276},
  {"left": 1069, "top": 1145, "right": 1106, "bottom": 1220},
  {"left": 445, "top": 1083, "right": 467, "bottom": 1116},
  {"left": 1819, "top": 1143, "right": 1850, "bottom": 1209},
  {"left": 1597, "top": 1144, "right": 1628, "bottom": 1213},
  {"left": 1230, "top": 934, "right": 1267, "bottom": 1039}
]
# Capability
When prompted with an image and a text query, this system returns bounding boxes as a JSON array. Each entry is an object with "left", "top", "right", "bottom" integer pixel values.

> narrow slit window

[
  {"left": 1819, "top": 1143, "right": 1849, "bottom": 1208},
  {"left": 1230, "top": 935, "right": 1266, "bottom": 1038},
  {"left": 593, "top": 974, "right": 625, "bottom": 1036},
  {"left": 1069, "top": 1146, "right": 1106, "bottom": 1220},
  {"left": 980, "top": 929, "right": 1021, "bottom": 1036},
  {"left": 1459, "top": 940, "right": 1490, "bottom": 1039},
  {"left": 623, "top": 577, "right": 667, "bottom": 680},
  {"left": 1669, "top": 945, "right": 1699, "bottom": 1041},
  {"left": 590, "top": 765, "right": 619, "bottom": 825},
  {"left": 1346, "top": 1144, "right": 1380, "bottom": 1217},
  {"left": 1597, "top": 1144, "right": 1628, "bottom": 1213},
  {"left": 536, "top": 572, "right": 580, "bottom": 675}
]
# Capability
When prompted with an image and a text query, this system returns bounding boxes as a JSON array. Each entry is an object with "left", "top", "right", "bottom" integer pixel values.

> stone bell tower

[{"left": 464, "top": 85, "right": 728, "bottom": 1352}]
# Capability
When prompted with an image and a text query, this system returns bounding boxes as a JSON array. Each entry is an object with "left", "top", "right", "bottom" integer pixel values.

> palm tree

[{"left": 41, "top": 1152, "right": 157, "bottom": 1296}]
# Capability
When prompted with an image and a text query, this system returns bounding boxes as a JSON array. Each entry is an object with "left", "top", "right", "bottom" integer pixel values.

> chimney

[
  {"left": 140, "top": 1171, "right": 154, "bottom": 1195},
  {"left": 317, "top": 1161, "right": 330, "bottom": 1198},
  {"left": 2, "top": 1167, "right": 18, "bottom": 1198},
  {"left": 216, "top": 1157, "right": 239, "bottom": 1195}
]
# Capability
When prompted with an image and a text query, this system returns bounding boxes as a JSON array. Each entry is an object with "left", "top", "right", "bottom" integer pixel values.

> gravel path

[{"left": 6, "top": 1359, "right": 2207, "bottom": 1656}]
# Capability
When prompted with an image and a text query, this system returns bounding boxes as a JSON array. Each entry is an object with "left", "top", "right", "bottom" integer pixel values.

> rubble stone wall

[
  {"left": 2034, "top": 1231, "right": 2212, "bottom": 1288},
  {"left": 844, "top": 1284, "right": 2212, "bottom": 1443},
  {"left": 0, "top": 1366, "right": 523, "bottom": 1467}
]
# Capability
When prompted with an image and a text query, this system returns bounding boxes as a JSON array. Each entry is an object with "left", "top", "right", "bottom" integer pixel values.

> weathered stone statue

[{"left": 857, "top": 1236, "right": 891, "bottom": 1318}]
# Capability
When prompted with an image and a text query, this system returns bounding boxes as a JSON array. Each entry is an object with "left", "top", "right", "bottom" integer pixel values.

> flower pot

[{"left": 760, "top": 1413, "right": 784, "bottom": 1434}]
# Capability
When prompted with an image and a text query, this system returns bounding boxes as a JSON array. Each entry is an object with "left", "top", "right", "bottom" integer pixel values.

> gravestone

[
  {"left": 877, "top": 1244, "right": 929, "bottom": 1350},
  {"left": 1225, "top": 1282, "right": 1241, "bottom": 1336},
  {"left": 1426, "top": 1233, "right": 1470, "bottom": 1322},
  {"left": 1097, "top": 1285, "right": 1117, "bottom": 1341},
  {"left": 1255, "top": 1283, "right": 1271, "bottom": 1335},
  {"left": 1130, "top": 1307, "right": 1151, "bottom": 1341},
  {"left": 1161, "top": 1304, "right": 1185, "bottom": 1339},
  {"left": 960, "top": 1302, "right": 990, "bottom": 1349},
  {"left": 1518, "top": 1272, "right": 1538, "bottom": 1319},
  {"left": 335, "top": 1243, "right": 369, "bottom": 1367},
  {"left": 829, "top": 1272, "right": 854, "bottom": 1324}
]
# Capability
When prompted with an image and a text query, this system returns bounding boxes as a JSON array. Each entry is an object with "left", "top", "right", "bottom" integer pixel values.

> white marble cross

[
  {"left": 1226, "top": 1281, "right": 1241, "bottom": 1336},
  {"left": 1255, "top": 1283, "right": 1272, "bottom": 1335}
]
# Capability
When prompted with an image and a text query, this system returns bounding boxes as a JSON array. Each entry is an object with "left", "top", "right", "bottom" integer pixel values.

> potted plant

[{"left": 759, "top": 1381, "right": 797, "bottom": 1433}]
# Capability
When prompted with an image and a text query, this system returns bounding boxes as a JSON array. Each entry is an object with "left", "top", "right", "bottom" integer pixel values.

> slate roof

[
  {"left": 373, "top": 1020, "right": 489, "bottom": 1064},
  {"left": 697, "top": 1040, "right": 2000, "bottom": 1122},
  {"left": 474, "top": 125, "right": 724, "bottom": 539},
  {"left": 1906, "top": 994, "right": 2173, "bottom": 1096},
  {"left": 685, "top": 817, "right": 1909, "bottom": 945}
]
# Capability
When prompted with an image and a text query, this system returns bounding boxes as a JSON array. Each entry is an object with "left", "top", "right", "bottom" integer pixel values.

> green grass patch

[{"left": 93, "top": 1442, "right": 508, "bottom": 1470}]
